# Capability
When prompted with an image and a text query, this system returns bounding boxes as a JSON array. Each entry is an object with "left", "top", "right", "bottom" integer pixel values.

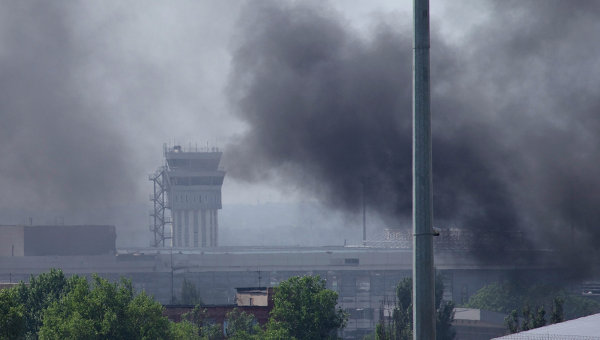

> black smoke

[{"left": 225, "top": 1, "right": 600, "bottom": 271}]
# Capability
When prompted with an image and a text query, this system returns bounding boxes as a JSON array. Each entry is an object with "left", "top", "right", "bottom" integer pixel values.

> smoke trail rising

[{"left": 226, "top": 0, "right": 600, "bottom": 271}]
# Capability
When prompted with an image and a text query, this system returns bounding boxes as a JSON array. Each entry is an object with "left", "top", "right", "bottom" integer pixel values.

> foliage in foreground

[
  {"left": 38, "top": 275, "right": 170, "bottom": 339},
  {"left": 465, "top": 281, "right": 600, "bottom": 334},
  {"left": 2, "top": 271, "right": 347, "bottom": 340},
  {"left": 267, "top": 275, "right": 348, "bottom": 340},
  {"left": 183, "top": 275, "right": 346, "bottom": 340},
  {"left": 179, "top": 279, "right": 203, "bottom": 305},
  {"left": 375, "top": 276, "right": 456, "bottom": 340},
  {"left": 0, "top": 287, "right": 25, "bottom": 339},
  {"left": 2, "top": 269, "right": 72, "bottom": 339},
  {"left": 0, "top": 269, "right": 184, "bottom": 340},
  {"left": 465, "top": 281, "right": 600, "bottom": 318}
]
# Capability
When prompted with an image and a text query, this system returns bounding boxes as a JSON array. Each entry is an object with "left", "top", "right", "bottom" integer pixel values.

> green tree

[
  {"left": 170, "top": 320, "right": 201, "bottom": 340},
  {"left": 266, "top": 275, "right": 347, "bottom": 340},
  {"left": 532, "top": 305, "right": 546, "bottom": 328},
  {"left": 38, "top": 274, "right": 171, "bottom": 340},
  {"left": 202, "top": 323, "right": 224, "bottom": 340},
  {"left": 435, "top": 276, "right": 456, "bottom": 340},
  {"left": 562, "top": 294, "right": 599, "bottom": 319},
  {"left": 182, "top": 306, "right": 224, "bottom": 340},
  {"left": 436, "top": 299, "right": 456, "bottom": 340},
  {"left": 181, "top": 279, "right": 202, "bottom": 305},
  {"left": 465, "top": 281, "right": 600, "bottom": 319},
  {"left": 389, "top": 278, "right": 412, "bottom": 340},
  {"left": 375, "top": 275, "right": 454, "bottom": 340},
  {"left": 504, "top": 309, "right": 519, "bottom": 334},
  {"left": 225, "top": 308, "right": 257, "bottom": 338},
  {"left": 127, "top": 291, "right": 173, "bottom": 339},
  {"left": 550, "top": 297, "right": 564, "bottom": 324},
  {"left": 14, "top": 268, "right": 70, "bottom": 338},
  {"left": 374, "top": 324, "right": 386, "bottom": 340},
  {"left": 521, "top": 304, "right": 533, "bottom": 331},
  {"left": 464, "top": 282, "right": 520, "bottom": 314},
  {"left": 0, "top": 287, "right": 25, "bottom": 340},
  {"left": 256, "top": 321, "right": 296, "bottom": 340}
]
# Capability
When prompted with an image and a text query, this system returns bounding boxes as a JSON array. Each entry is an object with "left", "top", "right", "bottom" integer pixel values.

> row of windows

[
  {"left": 171, "top": 176, "right": 224, "bottom": 186},
  {"left": 172, "top": 192, "right": 220, "bottom": 204},
  {"left": 167, "top": 158, "right": 220, "bottom": 171}
]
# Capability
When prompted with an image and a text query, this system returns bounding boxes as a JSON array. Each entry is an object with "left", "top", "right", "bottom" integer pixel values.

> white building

[{"left": 165, "top": 145, "right": 225, "bottom": 247}]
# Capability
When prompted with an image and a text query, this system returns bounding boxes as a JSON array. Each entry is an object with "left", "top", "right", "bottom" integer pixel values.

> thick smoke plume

[
  {"left": 0, "top": 2, "right": 138, "bottom": 216},
  {"left": 226, "top": 1, "right": 600, "bottom": 271}
]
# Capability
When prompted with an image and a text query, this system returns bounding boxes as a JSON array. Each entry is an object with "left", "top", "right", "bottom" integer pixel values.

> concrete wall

[
  {"left": 24, "top": 225, "right": 116, "bottom": 256},
  {"left": 0, "top": 226, "right": 24, "bottom": 256}
]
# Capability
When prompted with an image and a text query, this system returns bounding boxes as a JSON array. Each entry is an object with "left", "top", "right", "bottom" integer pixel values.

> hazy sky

[
  {"left": 0, "top": 0, "right": 429, "bottom": 211},
  {"left": 3, "top": 1, "right": 600, "bottom": 268},
  {"left": 0, "top": 1, "right": 404, "bottom": 207}
]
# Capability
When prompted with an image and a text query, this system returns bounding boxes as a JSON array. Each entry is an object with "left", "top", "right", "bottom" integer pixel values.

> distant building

[
  {"left": 235, "top": 287, "right": 272, "bottom": 307},
  {"left": 0, "top": 225, "right": 116, "bottom": 256},
  {"left": 164, "top": 287, "right": 273, "bottom": 330},
  {"left": 492, "top": 313, "right": 600, "bottom": 340},
  {"left": 452, "top": 308, "right": 507, "bottom": 340}
]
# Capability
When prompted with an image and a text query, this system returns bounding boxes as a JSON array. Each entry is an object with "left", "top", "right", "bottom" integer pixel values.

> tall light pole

[{"left": 412, "top": 0, "right": 435, "bottom": 339}]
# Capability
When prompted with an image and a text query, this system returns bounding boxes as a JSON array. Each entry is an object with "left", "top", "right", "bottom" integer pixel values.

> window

[{"left": 345, "top": 258, "right": 359, "bottom": 265}]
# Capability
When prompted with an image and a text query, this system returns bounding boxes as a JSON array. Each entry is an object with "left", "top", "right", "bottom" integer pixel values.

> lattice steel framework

[{"left": 149, "top": 166, "right": 171, "bottom": 247}]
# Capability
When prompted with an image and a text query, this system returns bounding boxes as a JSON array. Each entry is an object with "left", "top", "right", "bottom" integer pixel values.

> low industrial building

[
  {"left": 492, "top": 313, "right": 600, "bottom": 340},
  {"left": 164, "top": 287, "right": 273, "bottom": 331},
  {"left": 453, "top": 308, "right": 507, "bottom": 340}
]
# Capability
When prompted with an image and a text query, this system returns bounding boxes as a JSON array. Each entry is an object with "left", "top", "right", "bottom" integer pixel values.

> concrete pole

[{"left": 412, "top": 0, "right": 435, "bottom": 339}]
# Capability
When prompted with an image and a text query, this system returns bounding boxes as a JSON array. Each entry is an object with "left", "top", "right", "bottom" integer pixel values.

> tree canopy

[
  {"left": 0, "top": 269, "right": 189, "bottom": 340},
  {"left": 267, "top": 275, "right": 347, "bottom": 340},
  {"left": 225, "top": 308, "right": 258, "bottom": 339},
  {"left": 38, "top": 275, "right": 171, "bottom": 340},
  {"left": 2, "top": 271, "right": 347, "bottom": 340},
  {"left": 180, "top": 279, "right": 202, "bottom": 305},
  {"left": 14, "top": 268, "right": 70, "bottom": 338},
  {"left": 0, "top": 287, "right": 25, "bottom": 340},
  {"left": 465, "top": 281, "right": 600, "bottom": 319}
]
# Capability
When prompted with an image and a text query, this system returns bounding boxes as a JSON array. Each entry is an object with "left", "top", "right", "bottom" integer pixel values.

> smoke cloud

[
  {"left": 0, "top": 2, "right": 139, "bottom": 214},
  {"left": 226, "top": 0, "right": 600, "bottom": 271}
]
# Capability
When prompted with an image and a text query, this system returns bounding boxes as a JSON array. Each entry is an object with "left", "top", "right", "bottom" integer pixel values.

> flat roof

[{"left": 492, "top": 313, "right": 600, "bottom": 339}]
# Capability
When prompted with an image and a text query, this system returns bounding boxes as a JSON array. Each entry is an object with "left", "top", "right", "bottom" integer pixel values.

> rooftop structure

[{"left": 0, "top": 225, "right": 116, "bottom": 256}]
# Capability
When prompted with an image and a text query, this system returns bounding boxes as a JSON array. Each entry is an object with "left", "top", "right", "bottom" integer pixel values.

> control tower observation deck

[{"left": 165, "top": 145, "right": 225, "bottom": 247}]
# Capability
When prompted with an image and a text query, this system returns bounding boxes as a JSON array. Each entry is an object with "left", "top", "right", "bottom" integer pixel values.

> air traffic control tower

[{"left": 150, "top": 144, "right": 225, "bottom": 248}]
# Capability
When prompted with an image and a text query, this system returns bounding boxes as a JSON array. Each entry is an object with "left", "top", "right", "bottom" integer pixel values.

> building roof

[
  {"left": 492, "top": 313, "right": 600, "bottom": 340},
  {"left": 453, "top": 307, "right": 506, "bottom": 326}
]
